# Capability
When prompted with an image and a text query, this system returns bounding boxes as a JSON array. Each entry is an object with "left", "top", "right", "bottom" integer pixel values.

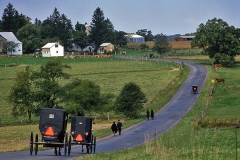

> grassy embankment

[
  {"left": 0, "top": 55, "right": 183, "bottom": 152},
  {"left": 77, "top": 55, "right": 240, "bottom": 159}
]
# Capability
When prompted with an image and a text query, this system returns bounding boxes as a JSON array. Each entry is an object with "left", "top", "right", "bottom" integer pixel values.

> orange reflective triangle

[
  {"left": 76, "top": 134, "right": 83, "bottom": 142},
  {"left": 45, "top": 127, "right": 54, "bottom": 136}
]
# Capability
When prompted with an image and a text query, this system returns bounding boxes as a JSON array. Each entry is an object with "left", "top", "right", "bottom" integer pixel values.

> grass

[
  {"left": 75, "top": 54, "right": 240, "bottom": 160},
  {"left": 0, "top": 54, "right": 183, "bottom": 152},
  {"left": 1, "top": 52, "right": 240, "bottom": 159}
]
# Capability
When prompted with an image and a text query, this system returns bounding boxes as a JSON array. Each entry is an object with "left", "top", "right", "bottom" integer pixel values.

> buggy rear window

[{"left": 49, "top": 114, "right": 54, "bottom": 119}]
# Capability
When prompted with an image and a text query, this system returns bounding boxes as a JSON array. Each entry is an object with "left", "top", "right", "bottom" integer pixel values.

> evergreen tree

[
  {"left": 115, "top": 31, "right": 127, "bottom": 47},
  {"left": 34, "top": 18, "right": 41, "bottom": 26},
  {"left": 1, "top": 3, "right": 28, "bottom": 34},
  {"left": 102, "top": 18, "right": 116, "bottom": 44},
  {"left": 90, "top": 7, "right": 106, "bottom": 50},
  {"left": 41, "top": 8, "right": 73, "bottom": 48},
  {"left": 73, "top": 30, "right": 88, "bottom": 50},
  {"left": 75, "top": 21, "right": 86, "bottom": 31}
]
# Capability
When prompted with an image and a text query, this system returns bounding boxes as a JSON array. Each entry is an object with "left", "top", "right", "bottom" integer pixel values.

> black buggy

[
  {"left": 191, "top": 85, "right": 198, "bottom": 94},
  {"left": 68, "top": 116, "right": 96, "bottom": 155},
  {"left": 30, "top": 108, "right": 69, "bottom": 156}
]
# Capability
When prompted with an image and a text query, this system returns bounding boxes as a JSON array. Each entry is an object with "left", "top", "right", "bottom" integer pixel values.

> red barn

[{"left": 176, "top": 36, "right": 195, "bottom": 41}]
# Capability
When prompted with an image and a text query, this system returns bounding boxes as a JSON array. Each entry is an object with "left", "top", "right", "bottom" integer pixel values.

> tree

[
  {"left": 115, "top": 82, "right": 147, "bottom": 119},
  {"left": 90, "top": 7, "right": 106, "bottom": 50},
  {"left": 152, "top": 34, "right": 171, "bottom": 56},
  {"left": 102, "top": 18, "right": 116, "bottom": 44},
  {"left": 90, "top": 7, "right": 115, "bottom": 50},
  {"left": 75, "top": 22, "right": 85, "bottom": 31},
  {"left": 62, "top": 79, "right": 102, "bottom": 116},
  {"left": 58, "top": 13, "right": 73, "bottom": 49},
  {"left": 191, "top": 18, "right": 240, "bottom": 65},
  {"left": 8, "top": 66, "right": 35, "bottom": 122},
  {"left": 73, "top": 30, "right": 88, "bottom": 50},
  {"left": 146, "top": 30, "right": 154, "bottom": 42},
  {"left": 32, "top": 60, "right": 71, "bottom": 113},
  {"left": 40, "top": 8, "right": 73, "bottom": 49},
  {"left": 136, "top": 29, "right": 153, "bottom": 42},
  {"left": 3, "top": 41, "right": 19, "bottom": 55},
  {"left": 34, "top": 18, "right": 41, "bottom": 26},
  {"left": 115, "top": 31, "right": 127, "bottom": 47},
  {"left": 136, "top": 29, "right": 147, "bottom": 37},
  {"left": 140, "top": 44, "right": 149, "bottom": 51},
  {"left": 1, "top": 3, "right": 28, "bottom": 34},
  {"left": 17, "top": 24, "right": 41, "bottom": 53}
]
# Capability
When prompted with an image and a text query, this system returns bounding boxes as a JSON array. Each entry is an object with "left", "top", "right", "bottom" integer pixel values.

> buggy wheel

[
  {"left": 64, "top": 133, "right": 68, "bottom": 156},
  {"left": 54, "top": 147, "right": 57, "bottom": 156},
  {"left": 68, "top": 135, "right": 71, "bottom": 156},
  {"left": 30, "top": 132, "right": 33, "bottom": 155},
  {"left": 90, "top": 135, "right": 93, "bottom": 153},
  {"left": 93, "top": 136, "right": 96, "bottom": 153},
  {"left": 35, "top": 134, "right": 38, "bottom": 155}
]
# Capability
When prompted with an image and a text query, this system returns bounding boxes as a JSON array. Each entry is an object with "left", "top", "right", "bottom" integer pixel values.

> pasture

[
  {"left": 77, "top": 55, "right": 240, "bottom": 159},
  {"left": 0, "top": 54, "right": 185, "bottom": 152},
  {"left": 1, "top": 52, "right": 240, "bottom": 159}
]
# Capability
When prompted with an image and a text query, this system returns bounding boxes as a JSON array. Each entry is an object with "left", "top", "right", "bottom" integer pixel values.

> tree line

[{"left": 8, "top": 60, "right": 147, "bottom": 122}]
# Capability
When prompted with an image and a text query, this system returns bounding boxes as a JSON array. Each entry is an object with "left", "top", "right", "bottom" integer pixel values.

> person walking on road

[
  {"left": 117, "top": 120, "right": 122, "bottom": 135},
  {"left": 151, "top": 109, "right": 154, "bottom": 120},
  {"left": 146, "top": 109, "right": 150, "bottom": 120},
  {"left": 111, "top": 121, "right": 118, "bottom": 136}
]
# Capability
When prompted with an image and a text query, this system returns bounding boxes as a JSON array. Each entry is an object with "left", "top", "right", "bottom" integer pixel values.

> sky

[{"left": 0, "top": 0, "right": 240, "bottom": 36}]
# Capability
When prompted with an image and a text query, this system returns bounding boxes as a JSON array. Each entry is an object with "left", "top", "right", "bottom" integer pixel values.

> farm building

[
  {"left": 176, "top": 35, "right": 195, "bottom": 41},
  {"left": 41, "top": 43, "right": 64, "bottom": 57},
  {"left": 125, "top": 34, "right": 145, "bottom": 43},
  {"left": 68, "top": 43, "right": 94, "bottom": 52},
  {"left": 0, "top": 32, "right": 23, "bottom": 55},
  {"left": 98, "top": 43, "right": 114, "bottom": 53}
]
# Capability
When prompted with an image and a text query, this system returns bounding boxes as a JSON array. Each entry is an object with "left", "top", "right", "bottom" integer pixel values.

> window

[{"left": 55, "top": 44, "right": 58, "bottom": 48}]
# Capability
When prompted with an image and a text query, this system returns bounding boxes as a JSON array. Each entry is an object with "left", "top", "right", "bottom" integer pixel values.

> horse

[
  {"left": 213, "top": 64, "right": 222, "bottom": 69},
  {"left": 215, "top": 78, "right": 225, "bottom": 83}
]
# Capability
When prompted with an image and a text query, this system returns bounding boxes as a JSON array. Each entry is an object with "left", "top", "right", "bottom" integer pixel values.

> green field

[
  {"left": 1, "top": 52, "right": 240, "bottom": 159},
  {"left": 78, "top": 55, "right": 240, "bottom": 159},
  {"left": 0, "top": 54, "right": 185, "bottom": 152}
]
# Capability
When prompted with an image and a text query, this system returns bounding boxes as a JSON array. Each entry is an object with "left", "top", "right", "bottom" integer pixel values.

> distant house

[
  {"left": 124, "top": 34, "right": 145, "bottom": 43},
  {"left": 98, "top": 43, "right": 114, "bottom": 53},
  {"left": 176, "top": 36, "right": 195, "bottom": 41},
  {"left": 41, "top": 43, "right": 64, "bottom": 57},
  {"left": 0, "top": 32, "right": 23, "bottom": 55}
]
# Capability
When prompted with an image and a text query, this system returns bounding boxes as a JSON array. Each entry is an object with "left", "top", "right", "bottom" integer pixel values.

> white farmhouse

[
  {"left": 0, "top": 32, "right": 23, "bottom": 55},
  {"left": 41, "top": 43, "right": 64, "bottom": 57}
]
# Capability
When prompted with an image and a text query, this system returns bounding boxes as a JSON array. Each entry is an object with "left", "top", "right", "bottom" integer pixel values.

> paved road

[{"left": 0, "top": 59, "right": 208, "bottom": 160}]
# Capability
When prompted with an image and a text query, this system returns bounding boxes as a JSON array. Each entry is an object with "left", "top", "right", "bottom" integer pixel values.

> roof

[
  {"left": 179, "top": 36, "right": 195, "bottom": 39},
  {"left": 100, "top": 43, "right": 111, "bottom": 47},
  {"left": 0, "top": 32, "right": 22, "bottom": 43},
  {"left": 124, "top": 34, "right": 144, "bottom": 38},
  {"left": 42, "top": 43, "right": 63, "bottom": 48}
]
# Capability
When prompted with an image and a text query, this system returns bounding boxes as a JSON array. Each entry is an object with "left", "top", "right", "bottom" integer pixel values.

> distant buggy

[
  {"left": 191, "top": 85, "right": 198, "bottom": 94},
  {"left": 30, "top": 108, "right": 69, "bottom": 156},
  {"left": 68, "top": 116, "right": 96, "bottom": 155}
]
